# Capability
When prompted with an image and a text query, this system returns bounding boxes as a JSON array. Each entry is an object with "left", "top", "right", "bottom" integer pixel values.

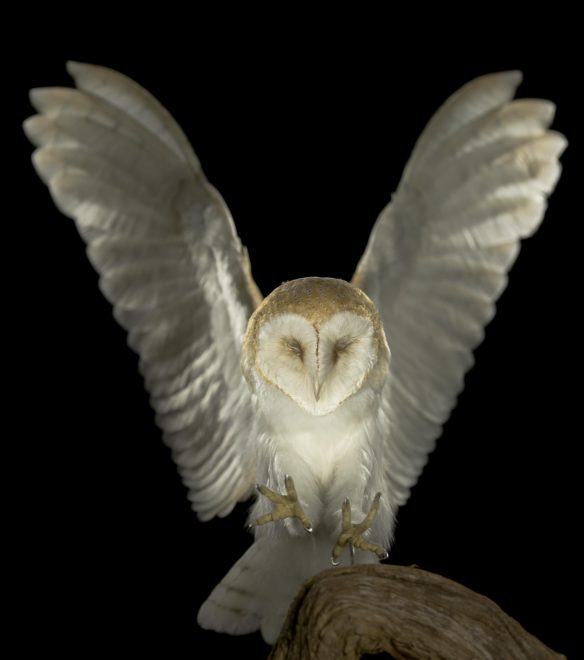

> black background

[{"left": 11, "top": 19, "right": 579, "bottom": 658}]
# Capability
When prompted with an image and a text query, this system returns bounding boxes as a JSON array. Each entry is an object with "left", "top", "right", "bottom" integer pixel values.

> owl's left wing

[
  {"left": 352, "top": 72, "right": 566, "bottom": 506},
  {"left": 25, "top": 62, "right": 263, "bottom": 521}
]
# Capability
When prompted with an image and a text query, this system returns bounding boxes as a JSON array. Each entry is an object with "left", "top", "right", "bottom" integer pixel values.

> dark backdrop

[{"left": 12, "top": 24, "right": 578, "bottom": 658}]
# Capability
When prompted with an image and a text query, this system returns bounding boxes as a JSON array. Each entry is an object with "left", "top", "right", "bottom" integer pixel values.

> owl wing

[
  {"left": 352, "top": 72, "right": 566, "bottom": 507},
  {"left": 24, "top": 62, "right": 263, "bottom": 521}
]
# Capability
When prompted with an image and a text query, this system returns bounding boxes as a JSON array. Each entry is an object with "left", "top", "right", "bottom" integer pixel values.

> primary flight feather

[{"left": 24, "top": 63, "right": 566, "bottom": 643}]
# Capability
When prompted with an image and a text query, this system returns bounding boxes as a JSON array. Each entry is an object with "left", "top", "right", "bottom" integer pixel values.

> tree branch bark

[{"left": 269, "top": 565, "right": 564, "bottom": 659}]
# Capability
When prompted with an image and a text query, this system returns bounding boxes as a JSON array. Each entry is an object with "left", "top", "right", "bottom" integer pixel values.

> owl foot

[
  {"left": 251, "top": 475, "right": 313, "bottom": 532},
  {"left": 331, "top": 492, "right": 388, "bottom": 566}
]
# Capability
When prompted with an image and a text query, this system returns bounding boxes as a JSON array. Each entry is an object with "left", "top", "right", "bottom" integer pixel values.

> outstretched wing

[
  {"left": 352, "top": 72, "right": 566, "bottom": 506},
  {"left": 24, "top": 62, "right": 263, "bottom": 521}
]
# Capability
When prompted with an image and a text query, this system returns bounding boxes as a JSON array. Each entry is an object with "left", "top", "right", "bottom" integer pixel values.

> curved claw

[
  {"left": 254, "top": 475, "right": 313, "bottom": 532},
  {"left": 331, "top": 492, "right": 387, "bottom": 565},
  {"left": 349, "top": 539, "right": 356, "bottom": 565}
]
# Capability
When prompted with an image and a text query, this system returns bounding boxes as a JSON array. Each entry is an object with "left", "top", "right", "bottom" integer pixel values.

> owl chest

[
  {"left": 282, "top": 425, "right": 361, "bottom": 483},
  {"left": 258, "top": 395, "right": 373, "bottom": 488}
]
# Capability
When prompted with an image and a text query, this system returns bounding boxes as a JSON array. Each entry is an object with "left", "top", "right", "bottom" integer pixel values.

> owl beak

[{"left": 313, "top": 379, "right": 322, "bottom": 402}]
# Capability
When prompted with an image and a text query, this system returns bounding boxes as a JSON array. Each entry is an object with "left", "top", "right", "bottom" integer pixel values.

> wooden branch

[{"left": 269, "top": 565, "right": 564, "bottom": 660}]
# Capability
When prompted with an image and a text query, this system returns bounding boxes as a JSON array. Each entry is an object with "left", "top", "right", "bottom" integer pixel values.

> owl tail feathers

[{"left": 197, "top": 536, "right": 314, "bottom": 644}]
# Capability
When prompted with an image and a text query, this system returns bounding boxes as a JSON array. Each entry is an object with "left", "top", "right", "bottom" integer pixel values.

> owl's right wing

[
  {"left": 24, "top": 62, "right": 263, "bottom": 521},
  {"left": 352, "top": 72, "right": 566, "bottom": 507}
]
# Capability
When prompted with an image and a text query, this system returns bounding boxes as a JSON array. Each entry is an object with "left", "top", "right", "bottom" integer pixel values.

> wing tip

[
  {"left": 196, "top": 507, "right": 216, "bottom": 523},
  {"left": 66, "top": 60, "right": 104, "bottom": 84},
  {"left": 66, "top": 60, "right": 85, "bottom": 77},
  {"left": 548, "top": 130, "right": 569, "bottom": 157},
  {"left": 506, "top": 69, "right": 523, "bottom": 93},
  {"left": 28, "top": 87, "right": 55, "bottom": 113},
  {"left": 505, "top": 69, "right": 523, "bottom": 85},
  {"left": 488, "top": 69, "right": 523, "bottom": 86},
  {"left": 22, "top": 114, "right": 45, "bottom": 146},
  {"left": 22, "top": 114, "right": 35, "bottom": 139},
  {"left": 467, "top": 69, "right": 523, "bottom": 97},
  {"left": 528, "top": 131, "right": 569, "bottom": 174},
  {"left": 28, "top": 87, "right": 40, "bottom": 109}
]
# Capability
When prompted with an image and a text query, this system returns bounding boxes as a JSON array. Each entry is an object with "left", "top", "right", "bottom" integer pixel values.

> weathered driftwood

[{"left": 269, "top": 564, "right": 564, "bottom": 660}]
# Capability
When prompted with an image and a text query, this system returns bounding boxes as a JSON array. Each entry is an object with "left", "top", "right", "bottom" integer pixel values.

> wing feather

[
  {"left": 24, "top": 62, "right": 262, "bottom": 520},
  {"left": 353, "top": 72, "right": 566, "bottom": 507}
]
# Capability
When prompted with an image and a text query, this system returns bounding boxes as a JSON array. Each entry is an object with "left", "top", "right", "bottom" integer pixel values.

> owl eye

[
  {"left": 284, "top": 337, "right": 304, "bottom": 361},
  {"left": 333, "top": 336, "right": 356, "bottom": 363}
]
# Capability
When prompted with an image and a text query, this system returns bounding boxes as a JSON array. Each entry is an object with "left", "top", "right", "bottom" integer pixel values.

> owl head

[{"left": 242, "top": 278, "right": 390, "bottom": 416}]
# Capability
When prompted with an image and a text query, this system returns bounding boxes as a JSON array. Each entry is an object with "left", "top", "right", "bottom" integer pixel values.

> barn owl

[{"left": 24, "top": 63, "right": 566, "bottom": 644}]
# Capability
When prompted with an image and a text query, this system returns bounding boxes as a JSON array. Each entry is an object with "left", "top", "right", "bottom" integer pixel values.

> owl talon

[
  {"left": 251, "top": 475, "right": 313, "bottom": 532},
  {"left": 330, "top": 492, "right": 387, "bottom": 565}
]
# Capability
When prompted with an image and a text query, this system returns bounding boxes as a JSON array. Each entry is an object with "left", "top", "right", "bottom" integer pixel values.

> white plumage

[{"left": 24, "top": 63, "right": 566, "bottom": 644}]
